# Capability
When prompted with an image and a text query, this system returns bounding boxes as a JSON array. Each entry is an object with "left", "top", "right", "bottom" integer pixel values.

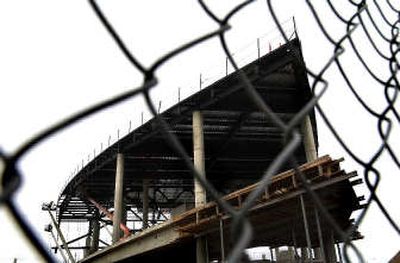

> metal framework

[
  {"left": 57, "top": 38, "right": 314, "bottom": 221},
  {"left": 53, "top": 39, "right": 362, "bottom": 262}
]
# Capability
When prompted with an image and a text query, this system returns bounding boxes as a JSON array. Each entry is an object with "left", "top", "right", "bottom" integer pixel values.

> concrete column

[
  {"left": 142, "top": 179, "right": 149, "bottom": 229},
  {"left": 112, "top": 153, "right": 125, "bottom": 244},
  {"left": 90, "top": 218, "right": 100, "bottom": 254},
  {"left": 193, "top": 111, "right": 208, "bottom": 263},
  {"left": 193, "top": 111, "right": 207, "bottom": 207},
  {"left": 301, "top": 115, "right": 317, "bottom": 263},
  {"left": 301, "top": 115, "right": 317, "bottom": 161}
]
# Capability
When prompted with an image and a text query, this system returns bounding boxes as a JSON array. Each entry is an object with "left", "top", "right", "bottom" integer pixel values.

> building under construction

[{"left": 50, "top": 38, "right": 364, "bottom": 262}]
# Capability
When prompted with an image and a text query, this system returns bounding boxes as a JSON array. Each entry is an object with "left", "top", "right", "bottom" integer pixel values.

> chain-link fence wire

[{"left": 0, "top": 0, "right": 399, "bottom": 262}]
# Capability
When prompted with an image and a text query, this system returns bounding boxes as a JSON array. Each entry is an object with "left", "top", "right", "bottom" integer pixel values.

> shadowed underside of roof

[{"left": 57, "top": 38, "right": 317, "bottom": 222}]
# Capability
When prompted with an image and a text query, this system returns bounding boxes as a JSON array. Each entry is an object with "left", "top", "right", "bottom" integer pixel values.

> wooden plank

[
  {"left": 173, "top": 156, "right": 336, "bottom": 222},
  {"left": 179, "top": 171, "right": 357, "bottom": 234}
]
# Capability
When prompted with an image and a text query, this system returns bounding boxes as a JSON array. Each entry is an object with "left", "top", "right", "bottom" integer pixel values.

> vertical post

[
  {"left": 199, "top": 74, "right": 203, "bottom": 90},
  {"left": 178, "top": 88, "right": 181, "bottom": 114},
  {"left": 337, "top": 243, "right": 343, "bottom": 263},
  {"left": 193, "top": 111, "right": 208, "bottom": 263},
  {"left": 301, "top": 114, "right": 316, "bottom": 262},
  {"left": 112, "top": 153, "right": 125, "bottom": 244},
  {"left": 219, "top": 218, "right": 225, "bottom": 262},
  {"left": 292, "top": 228, "right": 300, "bottom": 259},
  {"left": 300, "top": 195, "right": 312, "bottom": 263},
  {"left": 84, "top": 229, "right": 91, "bottom": 257},
  {"left": 90, "top": 216, "right": 100, "bottom": 254},
  {"left": 142, "top": 179, "right": 149, "bottom": 230},
  {"left": 301, "top": 116, "right": 317, "bottom": 161},
  {"left": 193, "top": 111, "right": 207, "bottom": 208},
  {"left": 225, "top": 57, "right": 229, "bottom": 76},
  {"left": 314, "top": 207, "right": 326, "bottom": 262},
  {"left": 269, "top": 247, "right": 274, "bottom": 262},
  {"left": 257, "top": 38, "right": 261, "bottom": 58}
]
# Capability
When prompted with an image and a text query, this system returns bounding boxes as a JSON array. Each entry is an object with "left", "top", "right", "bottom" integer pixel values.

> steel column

[
  {"left": 269, "top": 247, "right": 274, "bottom": 262},
  {"left": 314, "top": 207, "right": 326, "bottom": 262},
  {"left": 300, "top": 195, "right": 312, "bottom": 263},
  {"left": 219, "top": 218, "right": 225, "bottom": 262},
  {"left": 112, "top": 153, "right": 125, "bottom": 244},
  {"left": 337, "top": 243, "right": 343, "bottom": 263}
]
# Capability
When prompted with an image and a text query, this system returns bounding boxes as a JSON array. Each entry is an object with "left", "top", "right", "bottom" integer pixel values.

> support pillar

[
  {"left": 90, "top": 217, "right": 100, "bottom": 254},
  {"left": 336, "top": 243, "right": 343, "bottom": 263},
  {"left": 193, "top": 111, "right": 208, "bottom": 263},
  {"left": 193, "top": 111, "right": 207, "bottom": 207},
  {"left": 219, "top": 218, "right": 225, "bottom": 262},
  {"left": 269, "top": 247, "right": 274, "bottom": 262},
  {"left": 142, "top": 179, "right": 149, "bottom": 229},
  {"left": 314, "top": 207, "right": 326, "bottom": 263},
  {"left": 84, "top": 227, "right": 92, "bottom": 257},
  {"left": 301, "top": 115, "right": 317, "bottom": 263},
  {"left": 300, "top": 195, "right": 312, "bottom": 263},
  {"left": 112, "top": 153, "right": 125, "bottom": 244},
  {"left": 301, "top": 115, "right": 317, "bottom": 161},
  {"left": 85, "top": 217, "right": 100, "bottom": 256}
]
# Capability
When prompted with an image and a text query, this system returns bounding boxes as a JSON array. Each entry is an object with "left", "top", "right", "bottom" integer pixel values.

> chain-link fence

[{"left": 0, "top": 0, "right": 399, "bottom": 262}]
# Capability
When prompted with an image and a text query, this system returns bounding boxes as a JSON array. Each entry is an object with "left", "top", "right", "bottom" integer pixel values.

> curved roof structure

[{"left": 57, "top": 38, "right": 317, "bottom": 222}]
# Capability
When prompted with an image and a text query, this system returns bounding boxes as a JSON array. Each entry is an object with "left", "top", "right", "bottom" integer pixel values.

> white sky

[{"left": 0, "top": 1, "right": 399, "bottom": 262}]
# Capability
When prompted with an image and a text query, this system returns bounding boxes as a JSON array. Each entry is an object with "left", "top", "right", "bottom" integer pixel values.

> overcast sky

[{"left": 0, "top": 1, "right": 399, "bottom": 262}]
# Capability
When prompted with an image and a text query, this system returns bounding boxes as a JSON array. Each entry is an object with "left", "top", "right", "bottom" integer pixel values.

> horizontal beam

[{"left": 82, "top": 223, "right": 192, "bottom": 262}]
